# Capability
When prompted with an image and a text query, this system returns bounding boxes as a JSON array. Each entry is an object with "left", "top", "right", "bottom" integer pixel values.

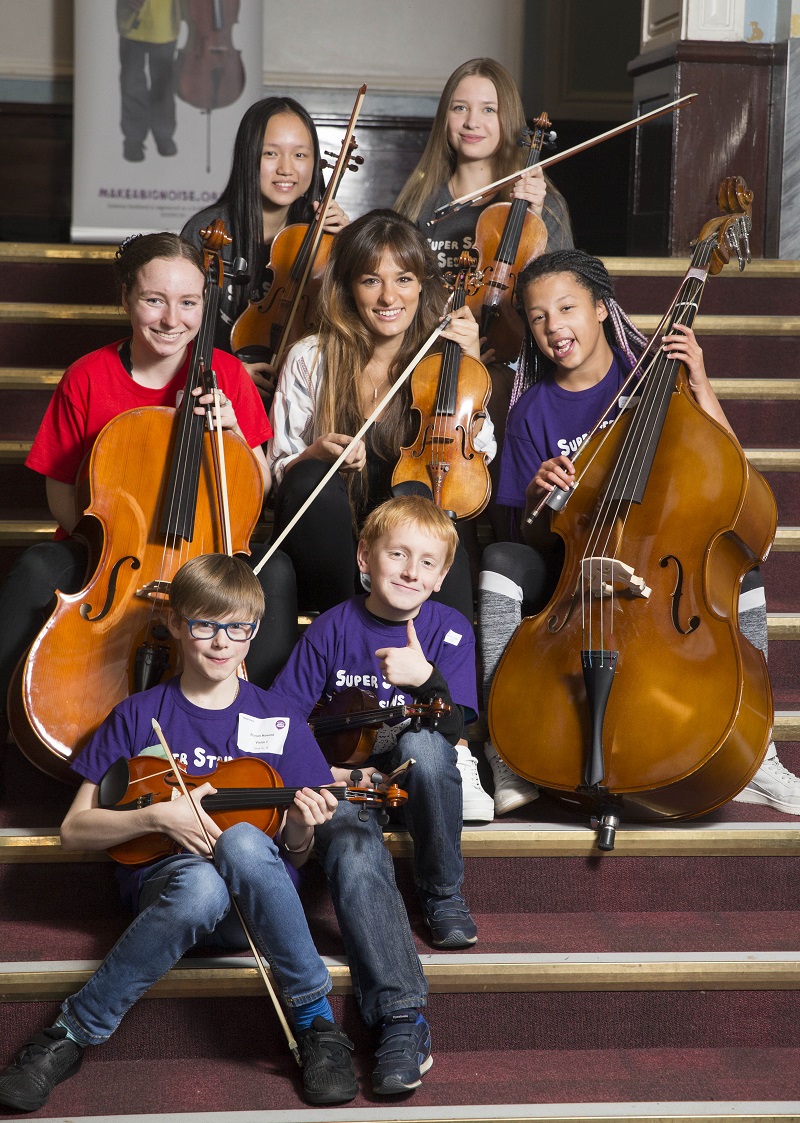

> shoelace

[
  {"left": 762, "top": 757, "right": 800, "bottom": 785},
  {"left": 458, "top": 752, "right": 483, "bottom": 785}
]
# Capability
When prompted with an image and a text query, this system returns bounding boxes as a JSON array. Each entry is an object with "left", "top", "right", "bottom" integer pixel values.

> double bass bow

[
  {"left": 464, "top": 113, "right": 554, "bottom": 364},
  {"left": 489, "top": 177, "right": 776, "bottom": 850},
  {"left": 9, "top": 222, "right": 263, "bottom": 784},
  {"left": 230, "top": 86, "right": 367, "bottom": 372},
  {"left": 391, "top": 251, "right": 492, "bottom": 520}
]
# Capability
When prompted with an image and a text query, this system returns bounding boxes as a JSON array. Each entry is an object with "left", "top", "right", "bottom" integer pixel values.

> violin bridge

[{"left": 582, "top": 557, "right": 651, "bottom": 600}]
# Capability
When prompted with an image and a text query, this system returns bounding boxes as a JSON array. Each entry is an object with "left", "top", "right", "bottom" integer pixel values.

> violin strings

[{"left": 579, "top": 240, "right": 714, "bottom": 658}]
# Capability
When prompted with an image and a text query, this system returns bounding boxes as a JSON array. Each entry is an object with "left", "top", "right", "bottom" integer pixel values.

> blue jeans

[
  {"left": 313, "top": 799, "right": 427, "bottom": 1026},
  {"left": 382, "top": 728, "right": 465, "bottom": 898},
  {"left": 59, "top": 823, "right": 331, "bottom": 1046}
]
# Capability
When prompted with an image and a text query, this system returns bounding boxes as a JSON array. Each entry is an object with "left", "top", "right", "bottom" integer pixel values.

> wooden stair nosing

[
  {"left": 3, "top": 441, "right": 800, "bottom": 473},
  {"left": 0, "top": 303, "right": 799, "bottom": 335},
  {"left": 5, "top": 817, "right": 800, "bottom": 864},
  {"left": 1, "top": 245, "right": 797, "bottom": 276},
  {"left": 0, "top": 243, "right": 116, "bottom": 264},
  {"left": 3, "top": 950, "right": 800, "bottom": 1001},
  {"left": 603, "top": 255, "right": 800, "bottom": 278},
  {"left": 0, "top": 302, "right": 125, "bottom": 324},
  {"left": 3, "top": 369, "right": 800, "bottom": 399}
]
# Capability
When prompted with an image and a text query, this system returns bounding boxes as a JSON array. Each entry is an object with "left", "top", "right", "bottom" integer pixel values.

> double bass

[
  {"left": 489, "top": 178, "right": 776, "bottom": 850},
  {"left": 9, "top": 223, "right": 263, "bottom": 784}
]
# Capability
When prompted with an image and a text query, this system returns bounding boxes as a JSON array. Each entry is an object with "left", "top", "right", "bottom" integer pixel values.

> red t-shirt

[{"left": 27, "top": 340, "right": 272, "bottom": 485}]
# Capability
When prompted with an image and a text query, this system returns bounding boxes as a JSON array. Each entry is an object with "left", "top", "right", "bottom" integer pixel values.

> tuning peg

[
  {"left": 378, "top": 810, "right": 389, "bottom": 826},
  {"left": 324, "top": 150, "right": 339, "bottom": 159},
  {"left": 347, "top": 161, "right": 361, "bottom": 172},
  {"left": 544, "top": 130, "right": 558, "bottom": 147},
  {"left": 358, "top": 807, "right": 369, "bottom": 822}
]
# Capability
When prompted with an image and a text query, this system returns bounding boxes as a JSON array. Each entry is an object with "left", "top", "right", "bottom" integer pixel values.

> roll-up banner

[{"left": 71, "top": 0, "right": 264, "bottom": 242}]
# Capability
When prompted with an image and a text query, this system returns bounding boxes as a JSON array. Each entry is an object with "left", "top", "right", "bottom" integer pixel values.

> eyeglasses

[{"left": 181, "top": 616, "right": 257, "bottom": 642}]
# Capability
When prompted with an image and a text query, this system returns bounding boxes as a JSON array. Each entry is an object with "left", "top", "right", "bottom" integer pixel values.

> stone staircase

[{"left": 1, "top": 246, "right": 800, "bottom": 1120}]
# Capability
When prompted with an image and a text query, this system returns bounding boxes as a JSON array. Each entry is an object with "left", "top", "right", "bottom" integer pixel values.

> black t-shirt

[{"left": 418, "top": 183, "right": 574, "bottom": 275}]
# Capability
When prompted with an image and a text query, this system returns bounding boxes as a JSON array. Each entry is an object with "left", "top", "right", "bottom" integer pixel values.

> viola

[
  {"left": 98, "top": 754, "right": 410, "bottom": 865},
  {"left": 465, "top": 114, "right": 553, "bottom": 364},
  {"left": 391, "top": 251, "right": 492, "bottom": 520},
  {"left": 8, "top": 221, "right": 263, "bottom": 785},
  {"left": 230, "top": 86, "right": 367, "bottom": 372},
  {"left": 309, "top": 686, "right": 452, "bottom": 767},
  {"left": 175, "top": 0, "right": 244, "bottom": 113},
  {"left": 488, "top": 177, "right": 776, "bottom": 851}
]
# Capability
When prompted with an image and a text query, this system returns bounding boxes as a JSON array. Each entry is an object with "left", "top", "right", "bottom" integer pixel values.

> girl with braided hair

[{"left": 475, "top": 249, "right": 800, "bottom": 817}]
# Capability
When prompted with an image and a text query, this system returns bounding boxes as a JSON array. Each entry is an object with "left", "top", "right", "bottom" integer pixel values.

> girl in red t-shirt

[{"left": 1, "top": 232, "right": 297, "bottom": 737}]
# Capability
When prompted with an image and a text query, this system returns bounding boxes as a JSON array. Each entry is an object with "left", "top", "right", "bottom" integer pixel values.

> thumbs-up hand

[{"left": 375, "top": 618, "right": 433, "bottom": 689}]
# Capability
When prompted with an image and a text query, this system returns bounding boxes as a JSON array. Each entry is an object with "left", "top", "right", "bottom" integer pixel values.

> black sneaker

[
  {"left": 297, "top": 1016, "right": 358, "bottom": 1105},
  {"left": 421, "top": 892, "right": 478, "bottom": 948},
  {"left": 0, "top": 1026, "right": 84, "bottom": 1111},
  {"left": 372, "top": 1012, "right": 432, "bottom": 1094}
]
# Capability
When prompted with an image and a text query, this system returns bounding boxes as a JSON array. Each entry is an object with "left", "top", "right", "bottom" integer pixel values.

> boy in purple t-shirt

[
  {"left": 0, "top": 555, "right": 358, "bottom": 1112},
  {"left": 272, "top": 496, "right": 478, "bottom": 949}
]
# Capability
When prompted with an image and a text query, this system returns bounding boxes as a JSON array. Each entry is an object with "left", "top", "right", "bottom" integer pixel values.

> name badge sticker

[
  {"left": 237, "top": 714, "right": 290, "bottom": 756},
  {"left": 444, "top": 629, "right": 462, "bottom": 646}
]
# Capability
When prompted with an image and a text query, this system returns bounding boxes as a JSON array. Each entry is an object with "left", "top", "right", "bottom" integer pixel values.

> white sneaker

[
  {"left": 484, "top": 741, "right": 539, "bottom": 815},
  {"left": 733, "top": 753, "right": 800, "bottom": 815},
  {"left": 456, "top": 745, "right": 494, "bottom": 823}
]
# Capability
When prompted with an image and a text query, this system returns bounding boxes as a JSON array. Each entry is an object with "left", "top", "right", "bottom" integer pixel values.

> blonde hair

[
  {"left": 395, "top": 57, "right": 569, "bottom": 240},
  {"left": 169, "top": 554, "right": 265, "bottom": 622},
  {"left": 360, "top": 496, "right": 458, "bottom": 569}
]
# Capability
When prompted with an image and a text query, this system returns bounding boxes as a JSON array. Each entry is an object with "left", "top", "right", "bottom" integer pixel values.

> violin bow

[
  {"left": 428, "top": 94, "right": 697, "bottom": 225},
  {"left": 252, "top": 311, "right": 452, "bottom": 576},
  {"left": 150, "top": 719, "right": 301, "bottom": 1065},
  {"left": 271, "top": 84, "right": 368, "bottom": 370}
]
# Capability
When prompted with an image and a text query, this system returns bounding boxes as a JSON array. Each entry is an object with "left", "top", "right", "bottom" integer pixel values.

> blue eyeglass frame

[{"left": 180, "top": 616, "right": 258, "bottom": 641}]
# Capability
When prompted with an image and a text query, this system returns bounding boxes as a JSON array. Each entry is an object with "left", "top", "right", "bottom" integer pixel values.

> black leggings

[
  {"left": 272, "top": 458, "right": 475, "bottom": 620},
  {"left": 0, "top": 539, "right": 297, "bottom": 713},
  {"left": 481, "top": 540, "right": 565, "bottom": 616}
]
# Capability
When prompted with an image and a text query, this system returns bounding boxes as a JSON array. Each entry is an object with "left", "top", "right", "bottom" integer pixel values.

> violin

[
  {"left": 391, "top": 251, "right": 492, "bottom": 520},
  {"left": 8, "top": 222, "right": 263, "bottom": 784},
  {"left": 488, "top": 177, "right": 776, "bottom": 851},
  {"left": 175, "top": 0, "right": 244, "bottom": 113},
  {"left": 309, "top": 686, "right": 452, "bottom": 767},
  {"left": 98, "top": 754, "right": 410, "bottom": 866},
  {"left": 230, "top": 86, "right": 367, "bottom": 372},
  {"left": 465, "top": 114, "right": 553, "bottom": 364}
]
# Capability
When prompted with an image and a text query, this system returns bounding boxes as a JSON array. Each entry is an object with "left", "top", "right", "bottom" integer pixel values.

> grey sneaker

[{"left": 484, "top": 740, "right": 539, "bottom": 814}]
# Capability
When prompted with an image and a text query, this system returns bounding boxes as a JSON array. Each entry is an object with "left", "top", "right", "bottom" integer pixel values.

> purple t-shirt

[
  {"left": 498, "top": 349, "right": 633, "bottom": 510},
  {"left": 72, "top": 676, "right": 333, "bottom": 910},
  {"left": 271, "top": 595, "right": 479, "bottom": 745}
]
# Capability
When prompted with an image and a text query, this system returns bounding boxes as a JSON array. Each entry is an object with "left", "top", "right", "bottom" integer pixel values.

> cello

[
  {"left": 9, "top": 223, "right": 263, "bottom": 784},
  {"left": 465, "top": 114, "right": 553, "bottom": 364},
  {"left": 230, "top": 85, "right": 366, "bottom": 372},
  {"left": 488, "top": 178, "right": 776, "bottom": 850},
  {"left": 391, "top": 251, "right": 492, "bottom": 520}
]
